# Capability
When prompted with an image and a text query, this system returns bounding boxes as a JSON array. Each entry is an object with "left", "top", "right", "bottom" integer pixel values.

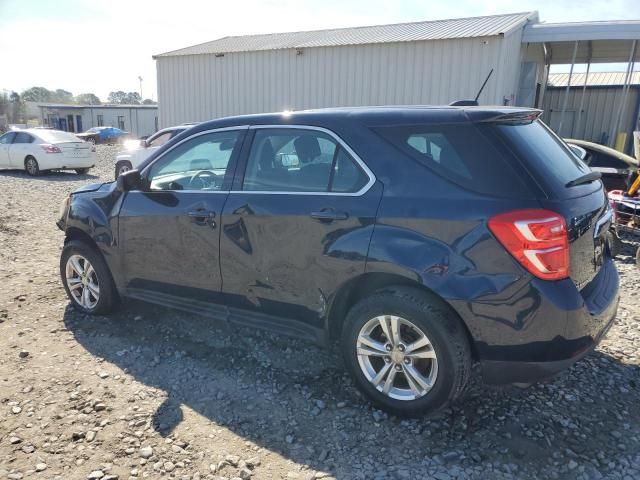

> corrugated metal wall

[
  {"left": 541, "top": 86, "right": 639, "bottom": 147},
  {"left": 156, "top": 34, "right": 522, "bottom": 127}
]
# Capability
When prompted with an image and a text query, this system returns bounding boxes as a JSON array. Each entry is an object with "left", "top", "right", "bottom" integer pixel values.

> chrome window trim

[
  {"left": 232, "top": 124, "right": 376, "bottom": 197},
  {"left": 141, "top": 125, "right": 249, "bottom": 193}
]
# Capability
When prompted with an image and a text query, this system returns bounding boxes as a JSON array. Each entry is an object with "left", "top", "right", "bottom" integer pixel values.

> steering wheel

[{"left": 188, "top": 170, "right": 220, "bottom": 190}]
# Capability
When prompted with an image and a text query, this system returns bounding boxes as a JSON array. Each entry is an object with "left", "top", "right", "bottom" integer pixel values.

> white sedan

[{"left": 0, "top": 129, "right": 96, "bottom": 176}]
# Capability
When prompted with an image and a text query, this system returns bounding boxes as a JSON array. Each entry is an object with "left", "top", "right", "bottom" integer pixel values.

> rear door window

[
  {"left": 373, "top": 123, "right": 532, "bottom": 198},
  {"left": 13, "top": 133, "right": 34, "bottom": 144}
]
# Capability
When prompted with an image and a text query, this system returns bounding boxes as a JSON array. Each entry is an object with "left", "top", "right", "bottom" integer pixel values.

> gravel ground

[{"left": 1, "top": 145, "right": 639, "bottom": 480}]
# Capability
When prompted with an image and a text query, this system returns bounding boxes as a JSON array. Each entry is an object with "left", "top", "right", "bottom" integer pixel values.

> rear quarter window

[
  {"left": 483, "top": 120, "right": 595, "bottom": 199},
  {"left": 373, "top": 123, "right": 533, "bottom": 198}
]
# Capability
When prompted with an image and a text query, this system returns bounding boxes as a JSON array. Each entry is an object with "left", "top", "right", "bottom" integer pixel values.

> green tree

[
  {"left": 124, "top": 92, "right": 141, "bottom": 104},
  {"left": 107, "top": 91, "right": 127, "bottom": 104},
  {"left": 21, "top": 86, "right": 53, "bottom": 102},
  {"left": 9, "top": 92, "right": 24, "bottom": 123},
  {"left": 142, "top": 98, "right": 157, "bottom": 105},
  {"left": 75, "top": 93, "right": 102, "bottom": 105},
  {"left": 53, "top": 89, "right": 73, "bottom": 103}
]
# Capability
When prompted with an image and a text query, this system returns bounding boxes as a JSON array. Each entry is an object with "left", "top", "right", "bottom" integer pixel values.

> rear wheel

[
  {"left": 87, "top": 137, "right": 97, "bottom": 145},
  {"left": 60, "top": 240, "right": 116, "bottom": 315},
  {"left": 114, "top": 160, "right": 132, "bottom": 179},
  {"left": 341, "top": 287, "right": 471, "bottom": 417},
  {"left": 75, "top": 168, "right": 90, "bottom": 175},
  {"left": 24, "top": 156, "right": 39, "bottom": 176}
]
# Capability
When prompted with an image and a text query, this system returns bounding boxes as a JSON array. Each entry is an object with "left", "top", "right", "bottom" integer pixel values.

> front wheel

[
  {"left": 60, "top": 240, "right": 117, "bottom": 315},
  {"left": 25, "top": 156, "right": 40, "bottom": 176},
  {"left": 341, "top": 287, "right": 471, "bottom": 417},
  {"left": 114, "top": 160, "right": 132, "bottom": 179},
  {"left": 75, "top": 168, "right": 90, "bottom": 175}
]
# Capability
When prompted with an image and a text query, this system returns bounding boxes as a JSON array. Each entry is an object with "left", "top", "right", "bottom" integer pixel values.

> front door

[
  {"left": 118, "top": 127, "right": 246, "bottom": 301},
  {"left": 220, "top": 126, "right": 381, "bottom": 330},
  {"left": 76, "top": 115, "right": 83, "bottom": 133}
]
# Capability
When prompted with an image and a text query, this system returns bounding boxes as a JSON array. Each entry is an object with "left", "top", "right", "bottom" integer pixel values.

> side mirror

[{"left": 117, "top": 169, "right": 142, "bottom": 192}]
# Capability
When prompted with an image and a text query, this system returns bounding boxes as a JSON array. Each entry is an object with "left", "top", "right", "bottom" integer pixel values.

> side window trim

[
  {"left": 231, "top": 124, "right": 376, "bottom": 197},
  {"left": 140, "top": 126, "right": 249, "bottom": 193}
]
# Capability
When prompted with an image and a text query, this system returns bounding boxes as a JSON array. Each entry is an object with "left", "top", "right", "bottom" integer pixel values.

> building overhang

[{"left": 522, "top": 20, "right": 640, "bottom": 63}]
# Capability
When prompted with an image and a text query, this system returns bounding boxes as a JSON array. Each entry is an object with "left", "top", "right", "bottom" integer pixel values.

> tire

[
  {"left": 60, "top": 240, "right": 117, "bottom": 315},
  {"left": 24, "top": 156, "right": 40, "bottom": 176},
  {"left": 75, "top": 168, "right": 90, "bottom": 175},
  {"left": 341, "top": 286, "right": 471, "bottom": 417},
  {"left": 114, "top": 160, "right": 132, "bottom": 179},
  {"left": 87, "top": 137, "right": 97, "bottom": 145},
  {"left": 636, "top": 246, "right": 640, "bottom": 268}
]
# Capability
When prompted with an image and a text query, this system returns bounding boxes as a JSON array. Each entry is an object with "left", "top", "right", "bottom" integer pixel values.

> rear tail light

[
  {"left": 488, "top": 209, "right": 569, "bottom": 281},
  {"left": 41, "top": 144, "right": 61, "bottom": 154}
]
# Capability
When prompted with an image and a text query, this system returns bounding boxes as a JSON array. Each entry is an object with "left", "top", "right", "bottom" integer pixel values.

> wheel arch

[{"left": 326, "top": 272, "right": 478, "bottom": 360}]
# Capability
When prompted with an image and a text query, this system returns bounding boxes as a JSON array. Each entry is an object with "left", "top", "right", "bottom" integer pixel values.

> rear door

[
  {"left": 118, "top": 127, "right": 246, "bottom": 301},
  {"left": 0, "top": 132, "right": 16, "bottom": 168},
  {"left": 9, "top": 132, "right": 35, "bottom": 168},
  {"left": 219, "top": 126, "right": 381, "bottom": 331}
]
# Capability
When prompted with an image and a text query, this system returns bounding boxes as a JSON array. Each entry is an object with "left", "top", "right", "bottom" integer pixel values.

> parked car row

[{"left": 57, "top": 105, "right": 619, "bottom": 416}]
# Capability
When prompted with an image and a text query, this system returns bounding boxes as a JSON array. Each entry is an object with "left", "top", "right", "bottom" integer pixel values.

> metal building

[
  {"left": 38, "top": 104, "right": 159, "bottom": 137},
  {"left": 542, "top": 72, "right": 640, "bottom": 152},
  {"left": 154, "top": 11, "right": 640, "bottom": 147},
  {"left": 154, "top": 12, "right": 538, "bottom": 126}
]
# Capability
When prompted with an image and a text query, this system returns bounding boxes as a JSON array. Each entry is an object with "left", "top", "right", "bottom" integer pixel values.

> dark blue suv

[{"left": 57, "top": 106, "right": 619, "bottom": 416}]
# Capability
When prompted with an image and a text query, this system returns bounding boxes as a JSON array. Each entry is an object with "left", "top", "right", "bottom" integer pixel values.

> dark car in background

[
  {"left": 56, "top": 106, "right": 619, "bottom": 416},
  {"left": 565, "top": 138, "right": 638, "bottom": 191},
  {"left": 76, "top": 126, "right": 128, "bottom": 145}
]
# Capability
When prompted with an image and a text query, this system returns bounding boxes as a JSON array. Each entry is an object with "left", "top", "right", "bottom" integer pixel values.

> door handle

[
  {"left": 187, "top": 210, "right": 216, "bottom": 228},
  {"left": 310, "top": 210, "right": 349, "bottom": 222}
]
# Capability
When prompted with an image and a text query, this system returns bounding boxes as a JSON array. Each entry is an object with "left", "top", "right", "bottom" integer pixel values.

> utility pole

[{"left": 138, "top": 76, "right": 143, "bottom": 100}]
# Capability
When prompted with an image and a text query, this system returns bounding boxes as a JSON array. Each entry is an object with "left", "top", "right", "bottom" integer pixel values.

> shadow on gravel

[
  {"left": 63, "top": 301, "right": 640, "bottom": 478},
  {"left": 0, "top": 169, "right": 99, "bottom": 181}
]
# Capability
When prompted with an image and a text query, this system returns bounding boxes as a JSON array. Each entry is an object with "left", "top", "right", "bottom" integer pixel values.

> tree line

[{"left": 18, "top": 86, "right": 156, "bottom": 105}]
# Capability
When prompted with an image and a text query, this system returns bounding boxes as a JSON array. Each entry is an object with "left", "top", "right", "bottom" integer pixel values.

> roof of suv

[{"left": 191, "top": 105, "right": 541, "bottom": 132}]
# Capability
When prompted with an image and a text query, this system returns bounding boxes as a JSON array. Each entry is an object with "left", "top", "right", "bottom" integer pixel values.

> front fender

[{"left": 62, "top": 182, "right": 125, "bottom": 284}]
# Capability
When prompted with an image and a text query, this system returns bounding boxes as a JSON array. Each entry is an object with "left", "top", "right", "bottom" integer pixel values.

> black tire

[
  {"left": 87, "top": 137, "right": 97, "bottom": 145},
  {"left": 114, "top": 160, "right": 133, "bottom": 179},
  {"left": 24, "top": 156, "right": 40, "bottom": 176},
  {"left": 75, "top": 168, "right": 90, "bottom": 175},
  {"left": 341, "top": 286, "right": 471, "bottom": 417},
  {"left": 60, "top": 240, "right": 117, "bottom": 315}
]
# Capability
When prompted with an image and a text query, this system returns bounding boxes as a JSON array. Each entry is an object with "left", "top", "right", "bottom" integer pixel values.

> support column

[
  {"left": 558, "top": 41, "right": 579, "bottom": 136},
  {"left": 611, "top": 40, "right": 637, "bottom": 148},
  {"left": 576, "top": 41, "right": 592, "bottom": 139}
]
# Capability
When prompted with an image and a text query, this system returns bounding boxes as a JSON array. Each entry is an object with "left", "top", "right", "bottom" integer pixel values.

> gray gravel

[{"left": 1, "top": 145, "right": 639, "bottom": 479}]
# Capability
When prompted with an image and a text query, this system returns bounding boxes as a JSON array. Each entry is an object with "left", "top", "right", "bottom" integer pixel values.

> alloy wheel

[
  {"left": 356, "top": 315, "right": 438, "bottom": 400},
  {"left": 65, "top": 254, "right": 100, "bottom": 309},
  {"left": 26, "top": 158, "right": 38, "bottom": 175}
]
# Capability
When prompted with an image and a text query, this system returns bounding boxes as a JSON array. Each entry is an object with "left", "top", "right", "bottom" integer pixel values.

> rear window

[
  {"left": 485, "top": 120, "right": 592, "bottom": 196},
  {"left": 373, "top": 123, "right": 532, "bottom": 198}
]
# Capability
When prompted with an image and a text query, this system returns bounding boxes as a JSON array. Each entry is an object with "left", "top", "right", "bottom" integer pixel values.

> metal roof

[
  {"left": 154, "top": 12, "right": 537, "bottom": 58},
  {"left": 548, "top": 71, "right": 640, "bottom": 87}
]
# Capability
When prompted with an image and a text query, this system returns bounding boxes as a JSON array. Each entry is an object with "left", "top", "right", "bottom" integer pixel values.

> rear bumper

[
  {"left": 481, "top": 298, "right": 617, "bottom": 383},
  {"left": 471, "top": 258, "right": 619, "bottom": 385},
  {"left": 39, "top": 153, "right": 96, "bottom": 170}
]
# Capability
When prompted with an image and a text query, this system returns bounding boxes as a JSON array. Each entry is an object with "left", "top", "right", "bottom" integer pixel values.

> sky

[{"left": 0, "top": 0, "right": 639, "bottom": 101}]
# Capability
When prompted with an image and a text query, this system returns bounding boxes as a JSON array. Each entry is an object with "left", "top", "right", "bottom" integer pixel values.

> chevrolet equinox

[{"left": 57, "top": 106, "right": 619, "bottom": 416}]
